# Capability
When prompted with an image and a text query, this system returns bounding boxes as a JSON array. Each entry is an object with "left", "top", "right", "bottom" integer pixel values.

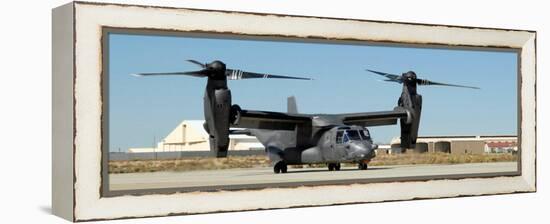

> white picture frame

[{"left": 52, "top": 1, "right": 536, "bottom": 221}]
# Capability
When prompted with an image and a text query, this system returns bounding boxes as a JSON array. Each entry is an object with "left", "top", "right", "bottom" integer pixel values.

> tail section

[{"left": 287, "top": 96, "right": 298, "bottom": 114}]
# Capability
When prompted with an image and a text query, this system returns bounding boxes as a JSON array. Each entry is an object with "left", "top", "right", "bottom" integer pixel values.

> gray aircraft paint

[{"left": 249, "top": 111, "right": 377, "bottom": 166}]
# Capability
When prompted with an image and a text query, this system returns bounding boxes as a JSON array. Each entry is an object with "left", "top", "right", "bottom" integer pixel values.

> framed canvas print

[{"left": 52, "top": 1, "right": 536, "bottom": 222}]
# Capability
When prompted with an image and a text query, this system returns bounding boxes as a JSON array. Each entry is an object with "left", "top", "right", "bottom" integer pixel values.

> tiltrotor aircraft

[{"left": 134, "top": 60, "right": 478, "bottom": 173}]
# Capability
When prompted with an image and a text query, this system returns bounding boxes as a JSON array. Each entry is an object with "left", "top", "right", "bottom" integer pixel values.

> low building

[
  {"left": 389, "top": 135, "right": 517, "bottom": 154},
  {"left": 128, "top": 120, "right": 264, "bottom": 153},
  {"left": 485, "top": 141, "right": 518, "bottom": 153},
  {"left": 374, "top": 144, "right": 391, "bottom": 155}
]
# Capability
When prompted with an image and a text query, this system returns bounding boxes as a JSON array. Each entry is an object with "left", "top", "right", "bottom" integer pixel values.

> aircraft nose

[{"left": 350, "top": 142, "right": 370, "bottom": 156}]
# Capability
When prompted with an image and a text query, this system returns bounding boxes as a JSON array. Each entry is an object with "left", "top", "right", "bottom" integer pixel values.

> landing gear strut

[
  {"left": 274, "top": 161, "right": 288, "bottom": 174},
  {"left": 328, "top": 163, "right": 341, "bottom": 171},
  {"left": 358, "top": 162, "right": 368, "bottom": 170}
]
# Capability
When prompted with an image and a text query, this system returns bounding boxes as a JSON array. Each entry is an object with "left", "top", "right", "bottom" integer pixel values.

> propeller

[
  {"left": 365, "top": 69, "right": 480, "bottom": 89},
  {"left": 133, "top": 60, "right": 312, "bottom": 81}
]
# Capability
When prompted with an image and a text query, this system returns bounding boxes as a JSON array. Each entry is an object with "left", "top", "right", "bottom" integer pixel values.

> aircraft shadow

[{"left": 286, "top": 167, "right": 391, "bottom": 174}]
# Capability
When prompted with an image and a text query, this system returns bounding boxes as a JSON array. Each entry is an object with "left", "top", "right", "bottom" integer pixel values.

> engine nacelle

[
  {"left": 204, "top": 87, "right": 232, "bottom": 157},
  {"left": 399, "top": 88, "right": 422, "bottom": 150}
]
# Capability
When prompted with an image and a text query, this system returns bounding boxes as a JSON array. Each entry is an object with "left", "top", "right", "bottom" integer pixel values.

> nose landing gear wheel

[
  {"left": 358, "top": 162, "right": 368, "bottom": 170},
  {"left": 274, "top": 161, "right": 288, "bottom": 174}
]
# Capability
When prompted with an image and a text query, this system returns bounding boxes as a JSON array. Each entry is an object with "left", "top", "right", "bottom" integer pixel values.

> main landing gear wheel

[
  {"left": 328, "top": 163, "right": 341, "bottom": 171},
  {"left": 358, "top": 163, "right": 368, "bottom": 170},
  {"left": 274, "top": 161, "right": 288, "bottom": 174}
]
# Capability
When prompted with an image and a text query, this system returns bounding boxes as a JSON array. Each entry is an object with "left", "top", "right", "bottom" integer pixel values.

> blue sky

[{"left": 108, "top": 33, "right": 517, "bottom": 151}]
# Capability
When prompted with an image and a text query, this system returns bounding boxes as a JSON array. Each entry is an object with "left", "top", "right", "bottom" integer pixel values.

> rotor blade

[
  {"left": 417, "top": 79, "right": 480, "bottom": 89},
  {"left": 365, "top": 69, "right": 402, "bottom": 83},
  {"left": 186, "top": 59, "right": 207, "bottom": 68},
  {"left": 131, "top": 70, "right": 207, "bottom": 78},
  {"left": 225, "top": 69, "right": 312, "bottom": 80}
]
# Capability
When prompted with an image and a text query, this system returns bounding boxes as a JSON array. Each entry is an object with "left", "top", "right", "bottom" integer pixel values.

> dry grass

[
  {"left": 109, "top": 155, "right": 270, "bottom": 174},
  {"left": 368, "top": 152, "right": 517, "bottom": 166},
  {"left": 109, "top": 152, "right": 517, "bottom": 174}
]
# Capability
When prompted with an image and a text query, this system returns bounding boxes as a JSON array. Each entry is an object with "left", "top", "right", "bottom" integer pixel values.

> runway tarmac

[{"left": 109, "top": 162, "right": 517, "bottom": 191}]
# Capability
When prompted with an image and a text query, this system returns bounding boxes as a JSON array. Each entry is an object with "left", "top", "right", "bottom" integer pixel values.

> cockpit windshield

[
  {"left": 345, "top": 130, "right": 362, "bottom": 142},
  {"left": 360, "top": 129, "right": 370, "bottom": 140},
  {"left": 336, "top": 129, "right": 371, "bottom": 144}
]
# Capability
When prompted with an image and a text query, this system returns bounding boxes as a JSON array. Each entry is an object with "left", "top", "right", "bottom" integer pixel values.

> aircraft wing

[
  {"left": 231, "top": 109, "right": 311, "bottom": 130},
  {"left": 339, "top": 108, "right": 410, "bottom": 127}
]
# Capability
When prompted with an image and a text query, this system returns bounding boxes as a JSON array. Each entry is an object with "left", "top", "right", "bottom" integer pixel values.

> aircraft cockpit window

[
  {"left": 336, "top": 131, "right": 343, "bottom": 144},
  {"left": 338, "top": 130, "right": 362, "bottom": 144},
  {"left": 360, "top": 130, "right": 371, "bottom": 140},
  {"left": 345, "top": 130, "right": 362, "bottom": 141}
]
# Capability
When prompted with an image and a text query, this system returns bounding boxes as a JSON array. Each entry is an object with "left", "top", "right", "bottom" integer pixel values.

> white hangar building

[{"left": 128, "top": 120, "right": 264, "bottom": 153}]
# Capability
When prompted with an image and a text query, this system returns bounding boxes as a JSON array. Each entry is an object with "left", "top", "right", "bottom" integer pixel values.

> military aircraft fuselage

[{"left": 249, "top": 114, "right": 377, "bottom": 166}]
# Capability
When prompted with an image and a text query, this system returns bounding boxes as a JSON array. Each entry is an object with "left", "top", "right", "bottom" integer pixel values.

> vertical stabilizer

[{"left": 287, "top": 96, "right": 298, "bottom": 114}]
